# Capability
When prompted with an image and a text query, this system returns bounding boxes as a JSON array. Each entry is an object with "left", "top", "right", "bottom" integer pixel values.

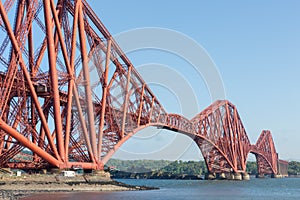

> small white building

[
  {"left": 61, "top": 170, "right": 75, "bottom": 177},
  {"left": 16, "top": 171, "right": 22, "bottom": 176}
]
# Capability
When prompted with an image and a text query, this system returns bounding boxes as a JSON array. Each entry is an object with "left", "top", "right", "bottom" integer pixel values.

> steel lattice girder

[
  {"left": 250, "top": 130, "right": 278, "bottom": 174},
  {"left": 190, "top": 100, "right": 251, "bottom": 173},
  {"left": 0, "top": 0, "right": 284, "bottom": 174}
]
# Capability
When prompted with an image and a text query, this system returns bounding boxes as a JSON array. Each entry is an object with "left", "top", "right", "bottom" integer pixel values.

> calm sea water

[{"left": 22, "top": 178, "right": 300, "bottom": 200}]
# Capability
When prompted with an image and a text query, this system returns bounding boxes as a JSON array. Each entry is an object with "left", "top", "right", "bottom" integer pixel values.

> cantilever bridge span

[{"left": 0, "top": 0, "right": 286, "bottom": 176}]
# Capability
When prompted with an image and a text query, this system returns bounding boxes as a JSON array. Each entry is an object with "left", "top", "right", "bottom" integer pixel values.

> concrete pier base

[
  {"left": 204, "top": 172, "right": 252, "bottom": 181},
  {"left": 205, "top": 173, "right": 216, "bottom": 180},
  {"left": 242, "top": 173, "right": 250, "bottom": 180},
  {"left": 271, "top": 174, "right": 283, "bottom": 178},
  {"left": 218, "top": 173, "right": 226, "bottom": 180},
  {"left": 256, "top": 174, "right": 265, "bottom": 178},
  {"left": 233, "top": 173, "right": 242, "bottom": 180},
  {"left": 225, "top": 173, "right": 235, "bottom": 180},
  {"left": 216, "top": 173, "right": 245, "bottom": 180}
]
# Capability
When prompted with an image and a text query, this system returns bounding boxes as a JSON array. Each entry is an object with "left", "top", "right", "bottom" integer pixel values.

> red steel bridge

[{"left": 0, "top": 0, "right": 288, "bottom": 177}]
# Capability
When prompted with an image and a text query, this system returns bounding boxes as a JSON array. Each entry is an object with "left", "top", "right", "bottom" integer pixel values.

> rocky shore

[{"left": 0, "top": 173, "right": 158, "bottom": 200}]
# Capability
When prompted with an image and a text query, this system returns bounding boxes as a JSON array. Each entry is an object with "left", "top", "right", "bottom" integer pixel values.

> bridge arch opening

[
  {"left": 106, "top": 126, "right": 202, "bottom": 161},
  {"left": 106, "top": 126, "right": 205, "bottom": 173},
  {"left": 249, "top": 151, "right": 277, "bottom": 177}
]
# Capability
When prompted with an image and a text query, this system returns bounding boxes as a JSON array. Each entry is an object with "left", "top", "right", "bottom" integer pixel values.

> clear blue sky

[{"left": 89, "top": 1, "right": 300, "bottom": 161}]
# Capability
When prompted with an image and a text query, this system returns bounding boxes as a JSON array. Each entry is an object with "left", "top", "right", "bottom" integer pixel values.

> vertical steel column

[
  {"left": 64, "top": 0, "right": 80, "bottom": 159},
  {"left": 148, "top": 97, "right": 155, "bottom": 123},
  {"left": 27, "top": 0, "right": 38, "bottom": 162},
  {"left": 137, "top": 84, "right": 145, "bottom": 126},
  {"left": 73, "top": 88, "right": 95, "bottom": 163},
  {"left": 225, "top": 102, "right": 236, "bottom": 170},
  {"left": 49, "top": 0, "right": 72, "bottom": 74},
  {"left": 43, "top": 0, "right": 65, "bottom": 162},
  {"left": 37, "top": 102, "right": 49, "bottom": 149},
  {"left": 268, "top": 133, "right": 277, "bottom": 174},
  {"left": 121, "top": 65, "right": 132, "bottom": 138},
  {"left": 78, "top": 2, "right": 98, "bottom": 160},
  {"left": 27, "top": 0, "right": 35, "bottom": 75},
  {"left": 49, "top": 0, "right": 76, "bottom": 161},
  {"left": 234, "top": 108, "right": 246, "bottom": 171},
  {"left": 98, "top": 38, "right": 111, "bottom": 158}
]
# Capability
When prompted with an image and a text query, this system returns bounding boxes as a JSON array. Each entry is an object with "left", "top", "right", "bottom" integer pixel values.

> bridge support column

[
  {"left": 256, "top": 174, "right": 265, "bottom": 178},
  {"left": 214, "top": 172, "right": 248, "bottom": 180},
  {"left": 233, "top": 173, "right": 242, "bottom": 180},
  {"left": 205, "top": 173, "right": 216, "bottom": 180},
  {"left": 271, "top": 174, "right": 283, "bottom": 178},
  {"left": 218, "top": 173, "right": 226, "bottom": 180},
  {"left": 225, "top": 173, "right": 235, "bottom": 180},
  {"left": 242, "top": 173, "right": 250, "bottom": 180},
  {"left": 216, "top": 173, "right": 236, "bottom": 180},
  {"left": 219, "top": 173, "right": 243, "bottom": 180}
]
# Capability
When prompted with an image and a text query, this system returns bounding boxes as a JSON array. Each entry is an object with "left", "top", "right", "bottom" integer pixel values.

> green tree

[
  {"left": 288, "top": 161, "right": 300, "bottom": 175},
  {"left": 246, "top": 161, "right": 257, "bottom": 175}
]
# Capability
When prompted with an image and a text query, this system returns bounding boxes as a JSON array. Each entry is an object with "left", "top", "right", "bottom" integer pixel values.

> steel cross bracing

[{"left": 0, "top": 0, "right": 285, "bottom": 175}]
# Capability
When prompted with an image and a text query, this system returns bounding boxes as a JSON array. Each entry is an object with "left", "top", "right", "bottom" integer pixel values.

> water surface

[{"left": 22, "top": 178, "right": 300, "bottom": 200}]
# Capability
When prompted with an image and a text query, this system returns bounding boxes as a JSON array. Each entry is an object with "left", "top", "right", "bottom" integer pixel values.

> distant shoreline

[
  {"left": 111, "top": 171, "right": 205, "bottom": 180},
  {"left": 0, "top": 174, "right": 158, "bottom": 200},
  {"left": 111, "top": 171, "right": 298, "bottom": 180}
]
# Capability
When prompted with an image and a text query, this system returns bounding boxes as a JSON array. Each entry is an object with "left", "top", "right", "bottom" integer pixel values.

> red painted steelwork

[
  {"left": 0, "top": 0, "right": 286, "bottom": 175},
  {"left": 250, "top": 130, "right": 279, "bottom": 175},
  {"left": 191, "top": 100, "right": 251, "bottom": 173}
]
